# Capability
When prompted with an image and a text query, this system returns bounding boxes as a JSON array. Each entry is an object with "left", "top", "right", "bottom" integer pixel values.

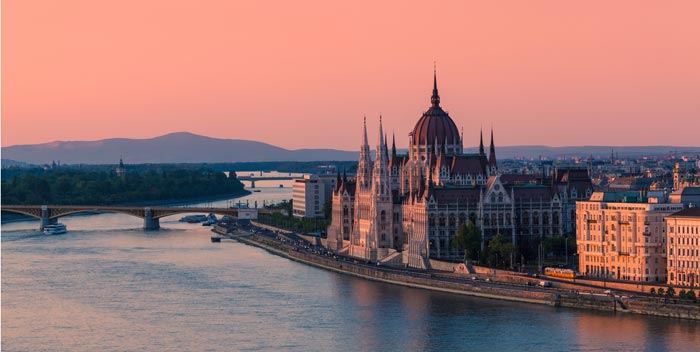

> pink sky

[{"left": 3, "top": 1, "right": 699, "bottom": 149}]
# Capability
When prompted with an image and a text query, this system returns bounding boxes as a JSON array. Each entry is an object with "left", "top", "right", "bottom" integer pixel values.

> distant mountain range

[{"left": 2, "top": 132, "right": 698, "bottom": 165}]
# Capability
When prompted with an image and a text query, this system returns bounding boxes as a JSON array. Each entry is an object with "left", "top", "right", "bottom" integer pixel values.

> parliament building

[{"left": 326, "top": 72, "right": 592, "bottom": 269}]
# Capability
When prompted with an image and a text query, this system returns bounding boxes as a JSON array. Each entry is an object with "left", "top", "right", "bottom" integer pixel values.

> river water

[{"left": 3, "top": 178, "right": 700, "bottom": 351}]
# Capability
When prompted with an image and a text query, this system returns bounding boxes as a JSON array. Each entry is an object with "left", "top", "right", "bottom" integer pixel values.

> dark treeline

[{"left": 1, "top": 165, "right": 246, "bottom": 205}]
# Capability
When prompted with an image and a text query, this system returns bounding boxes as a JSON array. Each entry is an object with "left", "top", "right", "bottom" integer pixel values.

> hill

[
  {"left": 1, "top": 132, "right": 358, "bottom": 164},
  {"left": 3, "top": 133, "right": 698, "bottom": 164}
]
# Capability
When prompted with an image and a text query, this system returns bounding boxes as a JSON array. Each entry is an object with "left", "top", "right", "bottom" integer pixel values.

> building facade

[
  {"left": 292, "top": 174, "right": 335, "bottom": 218},
  {"left": 666, "top": 208, "right": 700, "bottom": 287},
  {"left": 576, "top": 192, "right": 683, "bottom": 283},
  {"left": 327, "top": 72, "right": 589, "bottom": 268}
]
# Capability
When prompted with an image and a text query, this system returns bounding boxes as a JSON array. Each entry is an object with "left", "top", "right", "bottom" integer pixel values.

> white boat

[{"left": 44, "top": 223, "right": 67, "bottom": 235}]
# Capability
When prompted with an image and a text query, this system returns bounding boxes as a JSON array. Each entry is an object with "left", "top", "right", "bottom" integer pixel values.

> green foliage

[
  {"left": 257, "top": 211, "right": 329, "bottom": 234},
  {"left": 649, "top": 288, "right": 656, "bottom": 296},
  {"left": 542, "top": 235, "right": 575, "bottom": 260},
  {"left": 451, "top": 221, "right": 481, "bottom": 262},
  {"left": 666, "top": 287, "right": 676, "bottom": 298},
  {"left": 657, "top": 288, "right": 665, "bottom": 296},
  {"left": 1, "top": 166, "right": 245, "bottom": 205},
  {"left": 485, "top": 234, "right": 517, "bottom": 269},
  {"left": 679, "top": 289, "right": 687, "bottom": 300},
  {"left": 687, "top": 290, "right": 697, "bottom": 301}
]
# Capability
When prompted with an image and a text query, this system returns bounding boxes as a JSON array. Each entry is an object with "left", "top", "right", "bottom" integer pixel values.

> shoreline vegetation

[{"left": 1, "top": 164, "right": 250, "bottom": 223}]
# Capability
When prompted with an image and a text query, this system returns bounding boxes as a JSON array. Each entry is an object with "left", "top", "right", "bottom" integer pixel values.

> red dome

[
  {"left": 411, "top": 70, "right": 460, "bottom": 147},
  {"left": 411, "top": 106, "right": 460, "bottom": 146}
]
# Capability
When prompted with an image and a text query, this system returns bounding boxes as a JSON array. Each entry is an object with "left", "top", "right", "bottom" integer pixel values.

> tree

[
  {"left": 451, "top": 221, "right": 481, "bottom": 262},
  {"left": 666, "top": 287, "right": 676, "bottom": 298},
  {"left": 485, "top": 234, "right": 517, "bottom": 269},
  {"left": 657, "top": 288, "right": 665, "bottom": 296},
  {"left": 687, "top": 290, "right": 697, "bottom": 302},
  {"left": 650, "top": 288, "right": 656, "bottom": 296},
  {"left": 679, "top": 289, "right": 687, "bottom": 300}
]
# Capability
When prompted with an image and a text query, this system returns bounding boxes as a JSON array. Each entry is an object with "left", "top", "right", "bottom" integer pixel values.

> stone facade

[
  {"left": 326, "top": 72, "right": 588, "bottom": 268},
  {"left": 666, "top": 208, "right": 700, "bottom": 286},
  {"left": 576, "top": 192, "right": 683, "bottom": 283}
]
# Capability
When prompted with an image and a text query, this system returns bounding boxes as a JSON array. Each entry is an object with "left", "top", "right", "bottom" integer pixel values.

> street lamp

[{"left": 565, "top": 234, "right": 569, "bottom": 266}]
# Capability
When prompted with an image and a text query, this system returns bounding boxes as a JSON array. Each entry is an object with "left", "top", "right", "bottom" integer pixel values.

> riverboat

[{"left": 44, "top": 223, "right": 67, "bottom": 235}]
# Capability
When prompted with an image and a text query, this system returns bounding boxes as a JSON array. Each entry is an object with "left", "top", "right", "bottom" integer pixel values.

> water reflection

[{"left": 3, "top": 185, "right": 700, "bottom": 351}]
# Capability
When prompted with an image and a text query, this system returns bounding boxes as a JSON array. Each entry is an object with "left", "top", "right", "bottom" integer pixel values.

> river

[{"left": 2, "top": 176, "right": 700, "bottom": 351}]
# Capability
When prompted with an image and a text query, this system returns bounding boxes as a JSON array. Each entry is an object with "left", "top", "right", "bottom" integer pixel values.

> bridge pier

[
  {"left": 143, "top": 207, "right": 160, "bottom": 230},
  {"left": 40, "top": 205, "right": 57, "bottom": 230},
  {"left": 250, "top": 180, "right": 256, "bottom": 188}
]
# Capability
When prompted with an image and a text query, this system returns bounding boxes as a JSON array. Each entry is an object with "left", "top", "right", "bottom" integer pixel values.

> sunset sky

[{"left": 3, "top": 1, "right": 699, "bottom": 149}]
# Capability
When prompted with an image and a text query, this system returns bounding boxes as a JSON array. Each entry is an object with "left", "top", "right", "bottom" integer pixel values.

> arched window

[
  {"left": 553, "top": 211, "right": 559, "bottom": 225},
  {"left": 523, "top": 211, "right": 530, "bottom": 225},
  {"left": 505, "top": 213, "right": 511, "bottom": 226},
  {"left": 543, "top": 212, "right": 549, "bottom": 225},
  {"left": 439, "top": 215, "right": 446, "bottom": 226},
  {"left": 449, "top": 214, "right": 456, "bottom": 227},
  {"left": 381, "top": 210, "right": 386, "bottom": 222},
  {"left": 343, "top": 206, "right": 349, "bottom": 216},
  {"left": 533, "top": 211, "right": 539, "bottom": 225}
]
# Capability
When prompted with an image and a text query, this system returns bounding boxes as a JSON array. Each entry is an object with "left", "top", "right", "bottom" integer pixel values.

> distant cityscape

[{"left": 285, "top": 72, "right": 700, "bottom": 290}]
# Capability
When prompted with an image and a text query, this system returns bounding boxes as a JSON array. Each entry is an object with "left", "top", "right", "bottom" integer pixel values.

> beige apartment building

[
  {"left": 666, "top": 208, "right": 700, "bottom": 287},
  {"left": 292, "top": 174, "right": 336, "bottom": 218},
  {"left": 577, "top": 192, "right": 683, "bottom": 283}
]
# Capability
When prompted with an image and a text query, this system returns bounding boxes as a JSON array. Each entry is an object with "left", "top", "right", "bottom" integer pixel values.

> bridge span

[
  {"left": 236, "top": 176, "right": 296, "bottom": 188},
  {"left": 2, "top": 205, "right": 280, "bottom": 230}
]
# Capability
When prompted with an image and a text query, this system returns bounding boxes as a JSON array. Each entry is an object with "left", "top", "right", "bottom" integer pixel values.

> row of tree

[
  {"left": 1, "top": 167, "right": 246, "bottom": 205},
  {"left": 451, "top": 221, "right": 575, "bottom": 269},
  {"left": 650, "top": 287, "right": 699, "bottom": 302}
]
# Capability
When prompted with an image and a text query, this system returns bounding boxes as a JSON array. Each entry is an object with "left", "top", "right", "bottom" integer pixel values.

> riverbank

[
  {"left": 0, "top": 189, "right": 251, "bottom": 224},
  {"left": 233, "top": 230, "right": 700, "bottom": 320}
]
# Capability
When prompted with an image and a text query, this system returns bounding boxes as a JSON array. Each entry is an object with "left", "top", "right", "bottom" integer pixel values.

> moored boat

[{"left": 44, "top": 223, "right": 67, "bottom": 235}]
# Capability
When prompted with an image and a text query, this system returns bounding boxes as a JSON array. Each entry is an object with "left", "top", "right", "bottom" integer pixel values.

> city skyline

[{"left": 4, "top": 1, "right": 700, "bottom": 149}]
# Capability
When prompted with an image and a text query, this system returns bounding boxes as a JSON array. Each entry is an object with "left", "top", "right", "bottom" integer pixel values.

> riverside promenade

[{"left": 223, "top": 224, "right": 700, "bottom": 320}]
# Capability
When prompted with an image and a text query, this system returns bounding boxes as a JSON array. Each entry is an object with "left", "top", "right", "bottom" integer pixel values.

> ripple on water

[{"left": 3, "top": 221, "right": 700, "bottom": 352}]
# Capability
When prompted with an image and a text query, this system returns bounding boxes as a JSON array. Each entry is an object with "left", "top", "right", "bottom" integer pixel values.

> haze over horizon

[
  {"left": 3, "top": 131, "right": 699, "bottom": 151},
  {"left": 3, "top": 1, "right": 700, "bottom": 149}
]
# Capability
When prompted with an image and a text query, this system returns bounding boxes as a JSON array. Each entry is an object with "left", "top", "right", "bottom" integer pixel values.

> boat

[
  {"left": 202, "top": 213, "right": 218, "bottom": 226},
  {"left": 180, "top": 214, "right": 208, "bottom": 223},
  {"left": 253, "top": 190, "right": 262, "bottom": 192},
  {"left": 279, "top": 184, "right": 284, "bottom": 188},
  {"left": 44, "top": 223, "right": 67, "bottom": 235}
]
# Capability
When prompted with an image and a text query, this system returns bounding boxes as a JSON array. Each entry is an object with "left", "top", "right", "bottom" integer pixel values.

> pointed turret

[
  {"left": 391, "top": 132, "right": 397, "bottom": 158},
  {"left": 478, "top": 128, "right": 485, "bottom": 156},
  {"left": 335, "top": 169, "right": 342, "bottom": 192},
  {"left": 373, "top": 116, "right": 390, "bottom": 197},
  {"left": 357, "top": 116, "right": 372, "bottom": 188},
  {"left": 431, "top": 64, "right": 440, "bottom": 107},
  {"left": 383, "top": 132, "right": 389, "bottom": 161},
  {"left": 488, "top": 127, "right": 497, "bottom": 172}
]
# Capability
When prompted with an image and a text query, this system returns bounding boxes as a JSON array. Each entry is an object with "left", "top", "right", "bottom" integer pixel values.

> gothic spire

[
  {"left": 391, "top": 131, "right": 396, "bottom": 158},
  {"left": 488, "top": 127, "right": 497, "bottom": 168},
  {"left": 362, "top": 115, "right": 369, "bottom": 151},
  {"left": 431, "top": 62, "right": 440, "bottom": 107},
  {"left": 479, "top": 127, "right": 485, "bottom": 156}
]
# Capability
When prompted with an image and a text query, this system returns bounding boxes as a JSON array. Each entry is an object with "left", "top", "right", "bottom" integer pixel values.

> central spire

[{"left": 431, "top": 62, "right": 440, "bottom": 107}]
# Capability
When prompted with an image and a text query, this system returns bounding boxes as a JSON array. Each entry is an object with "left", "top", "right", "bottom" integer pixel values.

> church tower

[{"left": 488, "top": 128, "right": 498, "bottom": 175}]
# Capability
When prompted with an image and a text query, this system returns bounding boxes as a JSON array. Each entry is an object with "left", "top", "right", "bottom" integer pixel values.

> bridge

[
  {"left": 237, "top": 175, "right": 297, "bottom": 188},
  {"left": 2, "top": 205, "right": 281, "bottom": 230}
]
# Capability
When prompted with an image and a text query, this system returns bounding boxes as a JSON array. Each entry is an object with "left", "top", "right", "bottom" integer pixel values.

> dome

[{"left": 411, "top": 72, "right": 460, "bottom": 147}]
